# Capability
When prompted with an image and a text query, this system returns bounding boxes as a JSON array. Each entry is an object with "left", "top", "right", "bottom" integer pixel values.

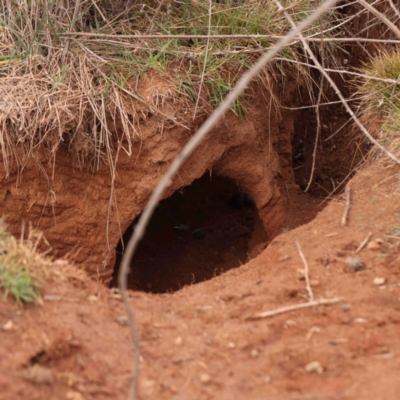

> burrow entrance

[
  {"left": 110, "top": 89, "right": 367, "bottom": 295},
  {"left": 111, "top": 174, "right": 267, "bottom": 294}
]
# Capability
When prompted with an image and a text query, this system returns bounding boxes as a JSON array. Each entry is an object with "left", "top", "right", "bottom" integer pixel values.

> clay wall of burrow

[{"left": 0, "top": 87, "right": 297, "bottom": 284}]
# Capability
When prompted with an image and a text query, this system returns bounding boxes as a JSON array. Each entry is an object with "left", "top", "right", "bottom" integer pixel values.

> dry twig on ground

[
  {"left": 355, "top": 232, "right": 372, "bottom": 253},
  {"left": 249, "top": 298, "right": 342, "bottom": 320},
  {"left": 341, "top": 186, "right": 351, "bottom": 226}
]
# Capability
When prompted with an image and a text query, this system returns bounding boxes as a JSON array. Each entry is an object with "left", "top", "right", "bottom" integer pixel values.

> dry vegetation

[
  {"left": 358, "top": 49, "right": 400, "bottom": 158},
  {"left": 0, "top": 0, "right": 355, "bottom": 176},
  {"left": 0, "top": 0, "right": 399, "bottom": 177}
]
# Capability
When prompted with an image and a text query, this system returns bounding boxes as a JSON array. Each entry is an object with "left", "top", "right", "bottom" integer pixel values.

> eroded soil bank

[
  {"left": 1, "top": 155, "right": 399, "bottom": 400},
  {"left": 1, "top": 76, "right": 298, "bottom": 284},
  {"left": 0, "top": 70, "right": 364, "bottom": 291}
]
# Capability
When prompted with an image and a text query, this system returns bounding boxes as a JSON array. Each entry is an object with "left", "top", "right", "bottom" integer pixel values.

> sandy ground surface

[{"left": 1, "top": 156, "right": 400, "bottom": 400}]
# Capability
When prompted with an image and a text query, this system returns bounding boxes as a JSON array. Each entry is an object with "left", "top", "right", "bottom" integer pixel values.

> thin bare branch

[
  {"left": 357, "top": 0, "right": 400, "bottom": 39},
  {"left": 193, "top": 0, "right": 212, "bottom": 120},
  {"left": 118, "top": 1, "right": 340, "bottom": 398},
  {"left": 341, "top": 186, "right": 351, "bottom": 226},
  {"left": 355, "top": 232, "right": 372, "bottom": 253},
  {"left": 250, "top": 298, "right": 342, "bottom": 320}
]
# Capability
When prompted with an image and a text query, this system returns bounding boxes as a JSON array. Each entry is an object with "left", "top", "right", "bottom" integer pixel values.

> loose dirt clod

[
  {"left": 367, "top": 240, "right": 383, "bottom": 251},
  {"left": 297, "top": 269, "right": 306, "bottom": 280},
  {"left": 174, "top": 337, "right": 183, "bottom": 346},
  {"left": 19, "top": 364, "right": 53, "bottom": 385},
  {"left": 373, "top": 277, "right": 386, "bottom": 286},
  {"left": 115, "top": 316, "right": 129, "bottom": 326},
  {"left": 0, "top": 320, "right": 15, "bottom": 331},
  {"left": 250, "top": 349, "right": 259, "bottom": 359},
  {"left": 310, "top": 279, "right": 320, "bottom": 287},
  {"left": 305, "top": 361, "right": 324, "bottom": 374},
  {"left": 342, "top": 303, "right": 352, "bottom": 312},
  {"left": 200, "top": 373, "right": 211, "bottom": 384},
  {"left": 66, "top": 391, "right": 85, "bottom": 400},
  {"left": 346, "top": 257, "right": 366, "bottom": 272}
]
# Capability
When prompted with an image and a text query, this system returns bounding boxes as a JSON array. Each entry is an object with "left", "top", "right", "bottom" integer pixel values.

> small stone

[
  {"left": 88, "top": 295, "right": 98, "bottom": 303},
  {"left": 0, "top": 320, "right": 15, "bottom": 331},
  {"left": 174, "top": 336, "right": 183, "bottom": 346},
  {"left": 228, "top": 342, "right": 236, "bottom": 349},
  {"left": 329, "top": 338, "right": 348, "bottom": 345},
  {"left": 115, "top": 316, "right": 128, "bottom": 326},
  {"left": 310, "top": 279, "right": 320, "bottom": 287},
  {"left": 264, "top": 375, "right": 271, "bottom": 383},
  {"left": 200, "top": 373, "right": 211, "bottom": 384},
  {"left": 192, "top": 229, "right": 206, "bottom": 240},
  {"left": 305, "top": 361, "right": 323, "bottom": 374},
  {"left": 58, "top": 372, "right": 81, "bottom": 387},
  {"left": 341, "top": 303, "right": 352, "bottom": 312},
  {"left": 284, "top": 319, "right": 297, "bottom": 328},
  {"left": 296, "top": 269, "right": 306, "bottom": 280},
  {"left": 354, "top": 317, "right": 368, "bottom": 323},
  {"left": 20, "top": 364, "right": 53, "bottom": 385},
  {"left": 250, "top": 349, "right": 259, "bottom": 359},
  {"left": 346, "top": 257, "right": 366, "bottom": 272},
  {"left": 373, "top": 277, "right": 386, "bottom": 286},
  {"left": 66, "top": 391, "right": 84, "bottom": 400},
  {"left": 319, "top": 255, "right": 330, "bottom": 267},
  {"left": 367, "top": 240, "right": 383, "bottom": 251},
  {"left": 139, "top": 379, "right": 156, "bottom": 396}
]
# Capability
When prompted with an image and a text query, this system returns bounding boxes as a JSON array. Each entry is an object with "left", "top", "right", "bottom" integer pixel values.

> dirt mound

[{"left": 1, "top": 157, "right": 399, "bottom": 400}]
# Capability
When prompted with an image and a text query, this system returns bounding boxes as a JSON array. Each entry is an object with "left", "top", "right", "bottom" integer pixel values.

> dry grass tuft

[
  {"left": 358, "top": 50, "right": 400, "bottom": 158},
  {"left": 4, "top": 0, "right": 399, "bottom": 173},
  {"left": 0, "top": 0, "right": 342, "bottom": 174},
  {"left": 0, "top": 219, "right": 89, "bottom": 304},
  {"left": 0, "top": 220, "right": 48, "bottom": 304}
]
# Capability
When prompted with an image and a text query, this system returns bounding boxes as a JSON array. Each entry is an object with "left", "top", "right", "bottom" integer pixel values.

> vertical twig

[
  {"left": 388, "top": 0, "right": 400, "bottom": 20},
  {"left": 296, "top": 241, "right": 314, "bottom": 302},
  {"left": 357, "top": 0, "right": 400, "bottom": 39},
  {"left": 305, "top": 5, "right": 325, "bottom": 193},
  {"left": 145, "top": 0, "right": 166, "bottom": 34},
  {"left": 341, "top": 186, "right": 351, "bottom": 226},
  {"left": 61, "top": 0, "right": 81, "bottom": 62},
  {"left": 193, "top": 0, "right": 212, "bottom": 120}
]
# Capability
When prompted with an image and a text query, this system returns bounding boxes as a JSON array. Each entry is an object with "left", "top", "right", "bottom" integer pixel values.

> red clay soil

[
  {"left": 1, "top": 157, "right": 400, "bottom": 400},
  {"left": 0, "top": 74, "right": 297, "bottom": 285}
]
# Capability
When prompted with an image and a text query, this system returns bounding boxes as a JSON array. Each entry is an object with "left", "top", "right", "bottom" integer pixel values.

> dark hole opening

[{"left": 111, "top": 174, "right": 267, "bottom": 294}]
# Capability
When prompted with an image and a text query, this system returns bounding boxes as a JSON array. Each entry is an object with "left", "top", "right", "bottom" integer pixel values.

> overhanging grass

[{"left": 0, "top": 0, "right": 339, "bottom": 173}]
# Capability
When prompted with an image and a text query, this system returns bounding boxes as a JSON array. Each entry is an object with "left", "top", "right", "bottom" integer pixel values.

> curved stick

[{"left": 118, "top": 1, "right": 340, "bottom": 398}]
